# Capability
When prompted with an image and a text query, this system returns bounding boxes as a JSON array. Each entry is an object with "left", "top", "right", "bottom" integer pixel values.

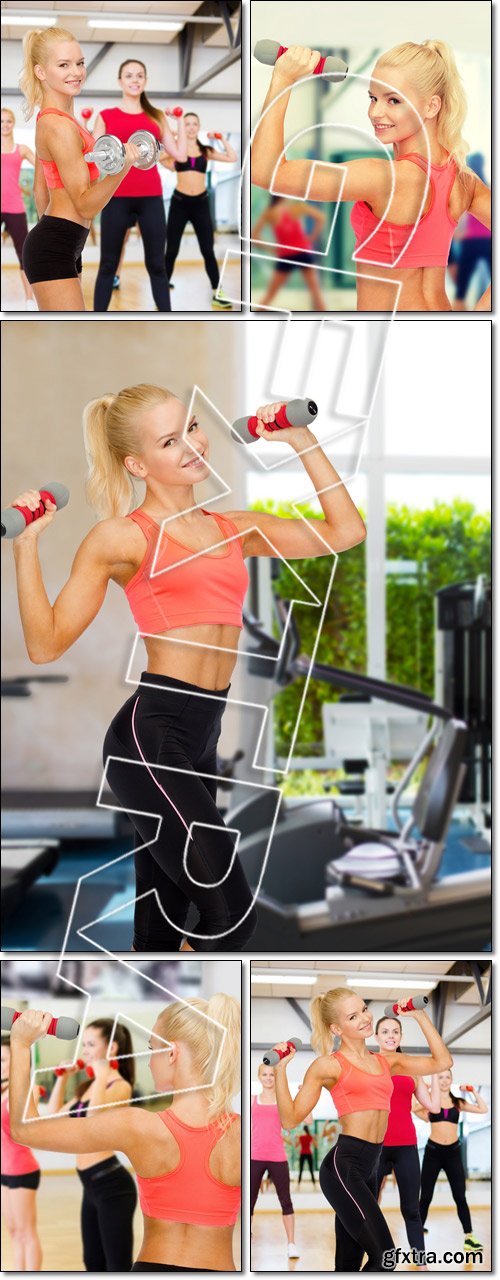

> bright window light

[
  {"left": 251, "top": 975, "right": 316, "bottom": 986},
  {"left": 87, "top": 19, "right": 183, "bottom": 32},
  {"left": 1, "top": 14, "right": 56, "bottom": 25}
]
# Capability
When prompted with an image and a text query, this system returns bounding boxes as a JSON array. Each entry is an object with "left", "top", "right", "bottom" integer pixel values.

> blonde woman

[
  {"left": 270, "top": 990, "right": 452, "bottom": 1271},
  {"left": 252, "top": 41, "right": 491, "bottom": 311},
  {"left": 9, "top": 384, "right": 365, "bottom": 953},
  {"left": 47, "top": 1019, "right": 136, "bottom": 1272},
  {"left": 251, "top": 1063, "right": 299, "bottom": 1259},
  {"left": 19, "top": 27, "right": 143, "bottom": 311},
  {"left": 8, "top": 996, "right": 241, "bottom": 1271},
  {"left": 1, "top": 107, "right": 36, "bottom": 308},
  {"left": 1, "top": 1041, "right": 42, "bottom": 1270}
]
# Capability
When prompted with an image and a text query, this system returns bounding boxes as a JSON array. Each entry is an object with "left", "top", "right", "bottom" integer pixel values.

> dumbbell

[
  {"left": 85, "top": 130, "right": 164, "bottom": 176},
  {"left": 254, "top": 39, "right": 348, "bottom": 82},
  {"left": 460, "top": 1084, "right": 474, "bottom": 1093},
  {"left": 81, "top": 108, "right": 93, "bottom": 121},
  {"left": 1, "top": 482, "right": 69, "bottom": 539},
  {"left": 1, "top": 1008, "right": 80, "bottom": 1039},
  {"left": 384, "top": 996, "right": 429, "bottom": 1015},
  {"left": 263, "top": 1037, "right": 302, "bottom": 1065},
  {"left": 231, "top": 398, "right": 318, "bottom": 444},
  {"left": 55, "top": 1059, "right": 118, "bottom": 1078},
  {"left": 165, "top": 106, "right": 183, "bottom": 118},
  {"left": 207, "top": 132, "right": 223, "bottom": 140},
  {"left": 38, "top": 1086, "right": 47, "bottom": 1098}
]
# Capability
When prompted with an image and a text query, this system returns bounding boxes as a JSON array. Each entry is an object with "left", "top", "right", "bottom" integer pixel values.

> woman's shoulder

[
  {"left": 82, "top": 515, "right": 147, "bottom": 561},
  {"left": 315, "top": 1052, "right": 340, "bottom": 1083}
]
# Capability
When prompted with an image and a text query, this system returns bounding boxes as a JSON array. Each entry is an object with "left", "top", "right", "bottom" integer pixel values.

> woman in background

[
  {"left": 1, "top": 1040, "right": 42, "bottom": 1270},
  {"left": 415, "top": 1069, "right": 488, "bottom": 1253},
  {"left": 1, "top": 107, "right": 36, "bottom": 308},
  {"left": 162, "top": 111, "right": 237, "bottom": 309}
]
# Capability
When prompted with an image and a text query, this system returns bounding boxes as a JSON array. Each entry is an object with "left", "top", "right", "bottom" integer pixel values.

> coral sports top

[
  {"left": 329, "top": 1051, "right": 393, "bottom": 1116},
  {"left": 136, "top": 1110, "right": 241, "bottom": 1226},
  {"left": 37, "top": 109, "right": 100, "bottom": 187},
  {"left": 125, "top": 508, "right": 248, "bottom": 634},
  {"left": 351, "top": 153, "right": 457, "bottom": 268},
  {"left": 1, "top": 1096, "right": 40, "bottom": 1176},
  {"left": 383, "top": 1074, "right": 417, "bottom": 1146}
]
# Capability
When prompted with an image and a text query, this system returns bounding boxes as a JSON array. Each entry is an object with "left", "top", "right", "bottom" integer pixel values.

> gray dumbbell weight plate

[
  {"left": 129, "top": 129, "right": 161, "bottom": 170},
  {"left": 85, "top": 134, "right": 126, "bottom": 175}
]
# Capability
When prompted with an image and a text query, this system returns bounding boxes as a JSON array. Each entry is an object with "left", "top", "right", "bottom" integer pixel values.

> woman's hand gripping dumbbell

[
  {"left": 384, "top": 996, "right": 429, "bottom": 1016},
  {"left": 231, "top": 398, "right": 318, "bottom": 444},
  {"left": 85, "top": 130, "right": 166, "bottom": 176},
  {"left": 1, "top": 483, "right": 69, "bottom": 540},
  {"left": 262, "top": 1037, "right": 302, "bottom": 1065},
  {"left": 55, "top": 1059, "right": 118, "bottom": 1080},
  {"left": 254, "top": 40, "right": 348, "bottom": 81}
]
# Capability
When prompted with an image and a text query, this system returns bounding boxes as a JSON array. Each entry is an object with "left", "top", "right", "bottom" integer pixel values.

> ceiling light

[
  {"left": 1, "top": 14, "right": 56, "bottom": 25},
  {"left": 251, "top": 975, "right": 315, "bottom": 986},
  {"left": 346, "top": 978, "right": 437, "bottom": 991},
  {"left": 87, "top": 19, "right": 183, "bottom": 32}
]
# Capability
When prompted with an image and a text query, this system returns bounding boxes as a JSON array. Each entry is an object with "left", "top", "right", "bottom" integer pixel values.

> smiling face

[
  {"left": 1, "top": 111, "right": 15, "bottom": 137},
  {"left": 438, "top": 1069, "right": 453, "bottom": 1092},
  {"left": 35, "top": 39, "right": 86, "bottom": 100},
  {"left": 124, "top": 396, "right": 210, "bottom": 488},
  {"left": 331, "top": 994, "right": 374, "bottom": 1041},
  {"left": 184, "top": 113, "right": 201, "bottom": 142},
  {"left": 81, "top": 1024, "right": 115, "bottom": 1066},
  {"left": 376, "top": 1018, "right": 402, "bottom": 1052},
  {"left": 368, "top": 63, "right": 440, "bottom": 146},
  {"left": 119, "top": 60, "right": 147, "bottom": 99},
  {"left": 258, "top": 1065, "right": 275, "bottom": 1091}
]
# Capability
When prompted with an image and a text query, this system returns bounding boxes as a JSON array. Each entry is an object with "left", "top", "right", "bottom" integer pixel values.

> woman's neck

[
  {"left": 339, "top": 1037, "right": 372, "bottom": 1062},
  {"left": 1, "top": 138, "right": 15, "bottom": 152},
  {"left": 259, "top": 1088, "right": 276, "bottom": 1103},
  {"left": 42, "top": 89, "right": 75, "bottom": 116},
  {"left": 142, "top": 483, "right": 198, "bottom": 519},
  {"left": 393, "top": 124, "right": 446, "bottom": 165},
  {"left": 119, "top": 93, "right": 145, "bottom": 116},
  {"left": 169, "top": 1087, "right": 212, "bottom": 1126}
]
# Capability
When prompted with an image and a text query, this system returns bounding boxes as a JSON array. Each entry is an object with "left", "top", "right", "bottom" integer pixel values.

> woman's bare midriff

[
  {"left": 138, "top": 1217, "right": 236, "bottom": 1270},
  {"left": 337, "top": 1109, "right": 389, "bottom": 1144},
  {"left": 144, "top": 625, "right": 241, "bottom": 690},
  {"left": 356, "top": 263, "right": 451, "bottom": 311},
  {"left": 175, "top": 173, "right": 207, "bottom": 196},
  {"left": 76, "top": 1147, "right": 118, "bottom": 1172},
  {"left": 39, "top": 184, "right": 94, "bottom": 229},
  {"left": 428, "top": 1121, "right": 461, "bottom": 1147}
]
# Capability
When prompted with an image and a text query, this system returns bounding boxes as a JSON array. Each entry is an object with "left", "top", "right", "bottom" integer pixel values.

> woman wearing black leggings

[
  {"left": 10, "top": 385, "right": 365, "bottom": 952},
  {"left": 374, "top": 1015, "right": 440, "bottom": 1264},
  {"left": 93, "top": 59, "right": 187, "bottom": 311},
  {"left": 416, "top": 1069, "right": 488, "bottom": 1253},
  {"left": 161, "top": 112, "right": 237, "bottom": 309},
  {"left": 47, "top": 1018, "right": 137, "bottom": 1271},
  {"left": 271, "top": 991, "right": 453, "bottom": 1271}
]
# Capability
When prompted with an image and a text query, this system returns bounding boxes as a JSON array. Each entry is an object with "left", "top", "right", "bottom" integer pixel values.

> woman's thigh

[{"left": 32, "top": 277, "right": 85, "bottom": 310}]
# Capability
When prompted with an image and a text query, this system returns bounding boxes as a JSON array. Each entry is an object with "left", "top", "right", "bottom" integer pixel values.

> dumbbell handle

[
  {"left": 254, "top": 40, "right": 348, "bottom": 81},
  {"left": 459, "top": 1084, "right": 475, "bottom": 1092},
  {"left": 232, "top": 398, "right": 318, "bottom": 445},
  {"left": 263, "top": 1037, "right": 302, "bottom": 1065},
  {"left": 55, "top": 1058, "right": 118, "bottom": 1078},
  {"left": 1, "top": 482, "right": 69, "bottom": 539},
  {"left": 1, "top": 1008, "right": 80, "bottom": 1039},
  {"left": 384, "top": 996, "right": 429, "bottom": 1015}
]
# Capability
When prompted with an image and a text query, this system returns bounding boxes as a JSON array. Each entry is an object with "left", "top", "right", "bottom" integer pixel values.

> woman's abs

[
  {"left": 356, "top": 264, "right": 451, "bottom": 312},
  {"left": 144, "top": 626, "right": 240, "bottom": 690},
  {"left": 339, "top": 1110, "right": 389, "bottom": 1144},
  {"left": 42, "top": 186, "right": 94, "bottom": 229},
  {"left": 175, "top": 174, "right": 207, "bottom": 197},
  {"left": 139, "top": 1218, "right": 236, "bottom": 1271},
  {"left": 428, "top": 1122, "right": 461, "bottom": 1147}
]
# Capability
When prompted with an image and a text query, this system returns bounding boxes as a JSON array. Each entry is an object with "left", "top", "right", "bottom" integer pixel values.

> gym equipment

[
  {"left": 435, "top": 578, "right": 491, "bottom": 826},
  {"left": 263, "top": 1037, "right": 302, "bottom": 1065},
  {"left": 460, "top": 1084, "right": 474, "bottom": 1092},
  {"left": 85, "top": 130, "right": 164, "bottom": 176},
  {"left": 1, "top": 483, "right": 69, "bottom": 539},
  {"left": 165, "top": 107, "right": 183, "bottom": 118},
  {"left": 231, "top": 398, "right": 318, "bottom": 444},
  {"left": 55, "top": 1059, "right": 118, "bottom": 1078},
  {"left": 1, "top": 1009, "right": 80, "bottom": 1040},
  {"left": 383, "top": 997, "right": 428, "bottom": 1015},
  {"left": 229, "top": 596, "right": 490, "bottom": 951},
  {"left": 1, "top": 840, "right": 60, "bottom": 918},
  {"left": 254, "top": 39, "right": 348, "bottom": 81},
  {"left": 207, "top": 132, "right": 223, "bottom": 140},
  {"left": 81, "top": 108, "right": 93, "bottom": 121}
]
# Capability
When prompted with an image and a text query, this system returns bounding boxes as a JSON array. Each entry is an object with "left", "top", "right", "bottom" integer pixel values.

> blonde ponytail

[
  {"left": 19, "top": 27, "right": 77, "bottom": 120},
  {"left": 310, "top": 988, "right": 353, "bottom": 1056},
  {"left": 156, "top": 994, "right": 240, "bottom": 1129},
  {"left": 82, "top": 382, "right": 176, "bottom": 520},
  {"left": 378, "top": 39, "right": 469, "bottom": 173}
]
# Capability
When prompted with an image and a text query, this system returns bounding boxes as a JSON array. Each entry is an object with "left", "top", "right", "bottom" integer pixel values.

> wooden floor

[
  {"left": 251, "top": 1191, "right": 491, "bottom": 1273},
  {"left": 1, "top": 1172, "right": 241, "bottom": 1272},
  {"left": 1, "top": 259, "right": 242, "bottom": 314}
]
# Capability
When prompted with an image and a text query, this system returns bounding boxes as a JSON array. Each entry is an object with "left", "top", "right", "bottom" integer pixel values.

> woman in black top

[
  {"left": 162, "top": 111, "right": 237, "bottom": 309},
  {"left": 415, "top": 1068, "right": 488, "bottom": 1253}
]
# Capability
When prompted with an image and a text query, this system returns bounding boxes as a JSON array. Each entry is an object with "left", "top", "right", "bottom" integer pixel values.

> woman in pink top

[
  {"left": 92, "top": 59, "right": 187, "bottom": 312},
  {"left": 251, "top": 194, "right": 327, "bottom": 310},
  {"left": 252, "top": 39, "right": 491, "bottom": 312},
  {"left": 1, "top": 107, "right": 36, "bottom": 308},
  {"left": 251, "top": 1063, "right": 299, "bottom": 1259},
  {"left": 1, "top": 1041, "right": 42, "bottom": 1270}
]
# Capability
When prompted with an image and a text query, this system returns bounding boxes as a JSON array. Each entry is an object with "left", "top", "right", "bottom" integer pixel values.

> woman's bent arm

[
  {"left": 38, "top": 118, "right": 139, "bottom": 220},
  {"left": 386, "top": 1010, "right": 453, "bottom": 1077},
  {"left": 13, "top": 524, "right": 116, "bottom": 663},
  {"left": 274, "top": 1055, "right": 334, "bottom": 1128}
]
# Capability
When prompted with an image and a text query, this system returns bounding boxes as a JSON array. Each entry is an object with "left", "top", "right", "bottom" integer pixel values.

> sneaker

[
  {"left": 168, "top": 280, "right": 175, "bottom": 289},
  {"left": 211, "top": 292, "right": 232, "bottom": 310},
  {"left": 464, "top": 1235, "right": 483, "bottom": 1251},
  {"left": 112, "top": 275, "right": 121, "bottom": 289},
  {"left": 25, "top": 298, "right": 37, "bottom": 310},
  {"left": 287, "top": 1243, "right": 300, "bottom": 1258}
]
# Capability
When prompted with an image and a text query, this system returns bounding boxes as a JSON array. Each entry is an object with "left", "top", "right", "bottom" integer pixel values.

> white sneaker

[
  {"left": 25, "top": 299, "right": 37, "bottom": 310},
  {"left": 288, "top": 1242, "right": 300, "bottom": 1258}
]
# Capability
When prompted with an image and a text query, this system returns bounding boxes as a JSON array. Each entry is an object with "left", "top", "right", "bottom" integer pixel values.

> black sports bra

[
  {"left": 428, "top": 1102, "right": 461, "bottom": 1124},
  {"left": 175, "top": 153, "right": 207, "bottom": 173},
  {"left": 69, "top": 1081, "right": 116, "bottom": 1117}
]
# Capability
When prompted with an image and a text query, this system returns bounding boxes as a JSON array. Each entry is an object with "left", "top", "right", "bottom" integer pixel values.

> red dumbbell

[
  {"left": 81, "top": 108, "right": 93, "bottom": 120},
  {"left": 460, "top": 1084, "right": 475, "bottom": 1092},
  {"left": 165, "top": 106, "right": 183, "bottom": 118},
  {"left": 384, "top": 996, "right": 429, "bottom": 1015},
  {"left": 38, "top": 1086, "right": 47, "bottom": 1098},
  {"left": 207, "top": 132, "right": 223, "bottom": 140},
  {"left": 263, "top": 1038, "right": 302, "bottom": 1065},
  {"left": 54, "top": 1058, "right": 85, "bottom": 1077},
  {"left": 85, "top": 1060, "right": 118, "bottom": 1080}
]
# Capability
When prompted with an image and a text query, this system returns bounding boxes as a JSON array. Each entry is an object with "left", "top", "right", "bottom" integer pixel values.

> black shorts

[
  {"left": 133, "top": 1266, "right": 207, "bottom": 1273},
  {"left": 274, "top": 250, "right": 314, "bottom": 274},
  {"left": 22, "top": 214, "right": 89, "bottom": 283},
  {"left": 1, "top": 1170, "right": 41, "bottom": 1190}
]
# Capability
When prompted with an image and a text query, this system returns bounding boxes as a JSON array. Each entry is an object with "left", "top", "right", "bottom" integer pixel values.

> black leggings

[
  {"left": 103, "top": 673, "right": 257, "bottom": 952},
  {"left": 320, "top": 1136, "right": 395, "bottom": 1272},
  {"left": 298, "top": 1153, "right": 315, "bottom": 1183},
  {"left": 133, "top": 1267, "right": 206, "bottom": 1273},
  {"left": 165, "top": 191, "right": 219, "bottom": 290},
  {"left": 78, "top": 1156, "right": 137, "bottom": 1271},
  {"left": 455, "top": 238, "right": 491, "bottom": 301},
  {"left": 1, "top": 211, "right": 29, "bottom": 266},
  {"left": 419, "top": 1139, "right": 472, "bottom": 1234},
  {"left": 250, "top": 1159, "right": 294, "bottom": 1216},
  {"left": 22, "top": 214, "right": 88, "bottom": 283},
  {"left": 377, "top": 1145, "right": 425, "bottom": 1252},
  {"left": 94, "top": 195, "right": 170, "bottom": 311}
]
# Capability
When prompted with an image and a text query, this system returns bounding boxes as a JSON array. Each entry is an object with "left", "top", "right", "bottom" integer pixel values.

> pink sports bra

[
  {"left": 37, "top": 109, "right": 100, "bottom": 188},
  {"left": 351, "top": 153, "right": 458, "bottom": 268},
  {"left": 136, "top": 1110, "right": 241, "bottom": 1227},
  {"left": 125, "top": 507, "right": 249, "bottom": 634}
]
